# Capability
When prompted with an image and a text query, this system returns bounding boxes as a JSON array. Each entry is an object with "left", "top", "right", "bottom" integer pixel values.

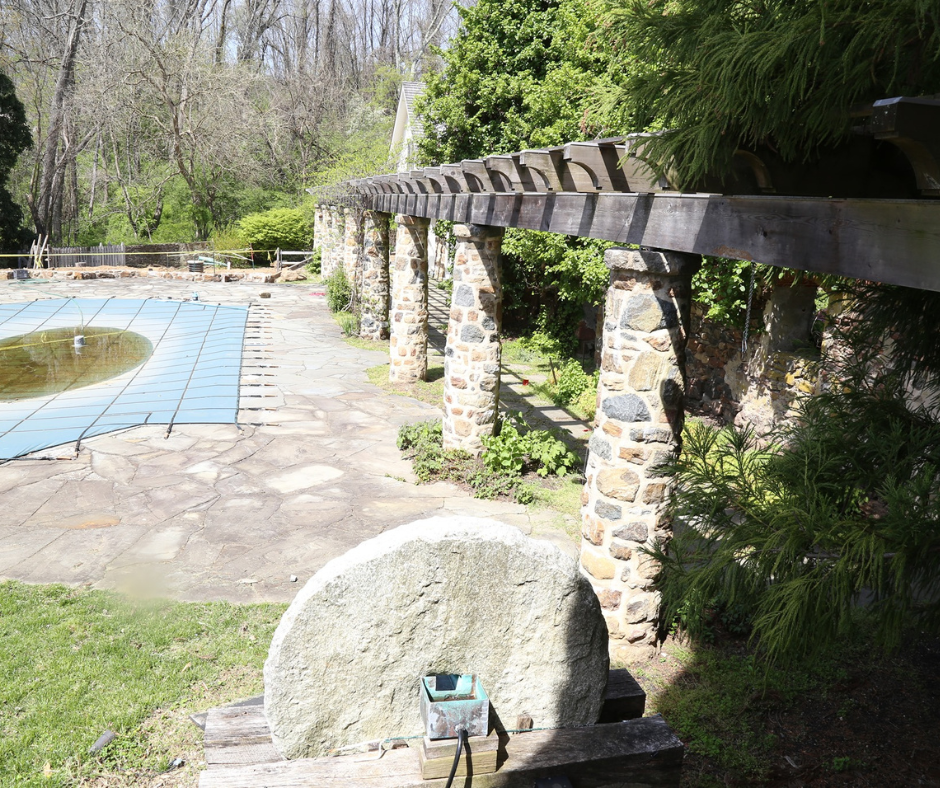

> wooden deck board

[{"left": 200, "top": 717, "right": 682, "bottom": 787}]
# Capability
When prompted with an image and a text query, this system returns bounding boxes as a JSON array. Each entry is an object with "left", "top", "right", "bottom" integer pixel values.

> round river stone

[{"left": 264, "top": 516, "right": 609, "bottom": 759}]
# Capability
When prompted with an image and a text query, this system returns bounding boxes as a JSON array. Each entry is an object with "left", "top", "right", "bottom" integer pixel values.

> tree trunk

[{"left": 30, "top": 0, "right": 88, "bottom": 242}]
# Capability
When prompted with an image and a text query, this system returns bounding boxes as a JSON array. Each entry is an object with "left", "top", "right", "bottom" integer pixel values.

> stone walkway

[{"left": 0, "top": 277, "right": 576, "bottom": 602}]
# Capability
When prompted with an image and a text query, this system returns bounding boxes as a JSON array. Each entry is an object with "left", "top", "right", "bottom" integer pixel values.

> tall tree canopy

[
  {"left": 0, "top": 0, "right": 461, "bottom": 245},
  {"left": 417, "top": 0, "right": 616, "bottom": 164},
  {"left": 599, "top": 0, "right": 940, "bottom": 186},
  {"left": 416, "top": 0, "right": 622, "bottom": 343},
  {"left": 0, "top": 71, "right": 31, "bottom": 251}
]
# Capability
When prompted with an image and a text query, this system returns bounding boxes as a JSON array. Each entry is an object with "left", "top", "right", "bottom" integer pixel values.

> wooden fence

[{"left": 46, "top": 243, "right": 126, "bottom": 268}]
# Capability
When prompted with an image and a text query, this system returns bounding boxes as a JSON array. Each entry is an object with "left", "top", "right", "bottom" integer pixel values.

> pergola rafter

[{"left": 336, "top": 96, "right": 940, "bottom": 292}]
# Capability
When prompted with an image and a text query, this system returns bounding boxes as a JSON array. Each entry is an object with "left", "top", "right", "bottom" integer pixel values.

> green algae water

[{"left": 0, "top": 327, "right": 153, "bottom": 401}]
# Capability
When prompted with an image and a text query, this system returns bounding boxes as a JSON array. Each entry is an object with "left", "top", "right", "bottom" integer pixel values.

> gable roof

[{"left": 391, "top": 82, "right": 426, "bottom": 171}]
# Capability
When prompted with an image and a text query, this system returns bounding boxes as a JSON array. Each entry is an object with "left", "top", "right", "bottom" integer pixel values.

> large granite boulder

[{"left": 264, "top": 516, "right": 609, "bottom": 759}]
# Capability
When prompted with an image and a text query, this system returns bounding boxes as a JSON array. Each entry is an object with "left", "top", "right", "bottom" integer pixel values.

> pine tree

[
  {"left": 599, "top": 0, "right": 940, "bottom": 185},
  {"left": 0, "top": 71, "right": 32, "bottom": 252}
]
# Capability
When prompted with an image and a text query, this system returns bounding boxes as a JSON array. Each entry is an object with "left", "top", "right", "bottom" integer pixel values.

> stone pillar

[
  {"left": 389, "top": 214, "right": 430, "bottom": 383},
  {"left": 313, "top": 205, "right": 324, "bottom": 252},
  {"left": 580, "top": 248, "right": 698, "bottom": 663},
  {"left": 320, "top": 207, "right": 336, "bottom": 277},
  {"left": 329, "top": 206, "right": 345, "bottom": 278},
  {"left": 343, "top": 209, "right": 362, "bottom": 288},
  {"left": 360, "top": 211, "right": 391, "bottom": 340},
  {"left": 442, "top": 223, "right": 504, "bottom": 455}
]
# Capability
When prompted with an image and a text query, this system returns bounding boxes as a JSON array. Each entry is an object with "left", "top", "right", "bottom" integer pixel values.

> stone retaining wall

[{"left": 6, "top": 268, "right": 282, "bottom": 283}]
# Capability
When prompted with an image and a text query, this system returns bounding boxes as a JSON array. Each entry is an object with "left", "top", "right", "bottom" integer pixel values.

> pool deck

[{"left": 0, "top": 277, "right": 576, "bottom": 602}]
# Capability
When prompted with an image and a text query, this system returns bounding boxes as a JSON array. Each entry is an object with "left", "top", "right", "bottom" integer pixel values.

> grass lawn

[
  {"left": 0, "top": 581, "right": 286, "bottom": 787},
  {"left": 365, "top": 361, "right": 445, "bottom": 409}
]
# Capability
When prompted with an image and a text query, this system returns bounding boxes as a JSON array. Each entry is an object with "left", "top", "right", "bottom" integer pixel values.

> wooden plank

[
  {"left": 422, "top": 729, "right": 500, "bottom": 761},
  {"left": 363, "top": 191, "right": 940, "bottom": 292},
  {"left": 600, "top": 668, "right": 646, "bottom": 723},
  {"left": 419, "top": 734, "right": 499, "bottom": 779},
  {"left": 199, "top": 717, "right": 683, "bottom": 788},
  {"left": 204, "top": 704, "right": 284, "bottom": 767}
]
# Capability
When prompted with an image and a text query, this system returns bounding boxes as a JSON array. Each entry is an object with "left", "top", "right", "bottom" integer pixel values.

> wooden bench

[{"left": 198, "top": 669, "right": 682, "bottom": 787}]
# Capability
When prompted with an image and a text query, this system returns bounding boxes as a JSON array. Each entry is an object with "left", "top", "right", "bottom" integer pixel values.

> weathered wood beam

[
  {"left": 518, "top": 149, "right": 565, "bottom": 191},
  {"left": 869, "top": 96, "right": 940, "bottom": 196},
  {"left": 461, "top": 160, "right": 506, "bottom": 192},
  {"left": 199, "top": 716, "right": 683, "bottom": 787},
  {"left": 440, "top": 164, "right": 471, "bottom": 193},
  {"left": 483, "top": 155, "right": 536, "bottom": 193},
  {"left": 409, "top": 171, "right": 437, "bottom": 194},
  {"left": 363, "top": 191, "right": 940, "bottom": 292},
  {"left": 564, "top": 142, "right": 628, "bottom": 191}
]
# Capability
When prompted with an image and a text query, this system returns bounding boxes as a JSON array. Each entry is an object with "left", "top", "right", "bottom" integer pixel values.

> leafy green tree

[
  {"left": 417, "top": 0, "right": 621, "bottom": 343},
  {"left": 0, "top": 71, "right": 32, "bottom": 252},
  {"left": 236, "top": 208, "right": 312, "bottom": 254},
  {"left": 417, "top": 0, "right": 617, "bottom": 163},
  {"left": 599, "top": 0, "right": 940, "bottom": 186}
]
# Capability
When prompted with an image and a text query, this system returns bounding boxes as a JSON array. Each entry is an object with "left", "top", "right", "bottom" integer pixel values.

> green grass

[
  {"left": 342, "top": 335, "right": 387, "bottom": 352},
  {"left": 0, "top": 582, "right": 286, "bottom": 787},
  {"left": 521, "top": 475, "right": 585, "bottom": 540},
  {"left": 366, "top": 362, "right": 445, "bottom": 408}
]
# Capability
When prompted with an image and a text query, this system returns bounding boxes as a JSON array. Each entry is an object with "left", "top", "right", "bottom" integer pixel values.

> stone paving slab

[{"left": 0, "top": 278, "right": 575, "bottom": 602}]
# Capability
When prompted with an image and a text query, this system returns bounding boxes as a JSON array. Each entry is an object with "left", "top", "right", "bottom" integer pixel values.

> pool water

[
  {"left": 0, "top": 327, "right": 153, "bottom": 401},
  {"left": 0, "top": 298, "right": 247, "bottom": 459}
]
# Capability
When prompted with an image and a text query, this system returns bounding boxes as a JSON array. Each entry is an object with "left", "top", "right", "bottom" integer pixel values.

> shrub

[
  {"left": 305, "top": 248, "right": 322, "bottom": 276},
  {"left": 336, "top": 311, "right": 359, "bottom": 336},
  {"left": 553, "top": 359, "right": 594, "bottom": 406},
  {"left": 481, "top": 413, "right": 580, "bottom": 478},
  {"left": 325, "top": 268, "right": 353, "bottom": 313},
  {"left": 236, "top": 208, "right": 311, "bottom": 254}
]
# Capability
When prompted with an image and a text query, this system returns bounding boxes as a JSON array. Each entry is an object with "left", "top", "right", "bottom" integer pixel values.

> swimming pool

[{"left": 0, "top": 298, "right": 247, "bottom": 459}]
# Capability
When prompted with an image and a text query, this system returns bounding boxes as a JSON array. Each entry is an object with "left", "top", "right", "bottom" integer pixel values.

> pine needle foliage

[
  {"left": 598, "top": 0, "right": 940, "bottom": 186},
  {"left": 655, "top": 280, "right": 940, "bottom": 665},
  {"left": 656, "top": 390, "right": 940, "bottom": 666}
]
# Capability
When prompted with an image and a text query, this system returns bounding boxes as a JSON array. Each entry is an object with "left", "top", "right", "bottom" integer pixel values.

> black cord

[{"left": 443, "top": 728, "right": 467, "bottom": 788}]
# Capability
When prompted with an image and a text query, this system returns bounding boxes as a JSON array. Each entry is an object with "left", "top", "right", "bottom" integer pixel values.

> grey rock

[
  {"left": 588, "top": 433, "right": 612, "bottom": 460},
  {"left": 264, "top": 517, "right": 609, "bottom": 759},
  {"left": 613, "top": 522, "right": 649, "bottom": 543},
  {"left": 460, "top": 325, "right": 485, "bottom": 343},
  {"left": 620, "top": 294, "right": 678, "bottom": 333},
  {"left": 594, "top": 500, "right": 622, "bottom": 521},
  {"left": 604, "top": 248, "right": 699, "bottom": 275},
  {"left": 602, "top": 394, "right": 651, "bottom": 423},
  {"left": 453, "top": 284, "right": 475, "bottom": 307}
]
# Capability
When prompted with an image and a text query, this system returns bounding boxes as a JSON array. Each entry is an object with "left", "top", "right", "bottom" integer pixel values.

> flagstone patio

[{"left": 0, "top": 277, "right": 575, "bottom": 601}]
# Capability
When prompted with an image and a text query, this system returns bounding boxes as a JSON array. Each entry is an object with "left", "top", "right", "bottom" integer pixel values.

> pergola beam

[{"left": 365, "top": 190, "right": 940, "bottom": 292}]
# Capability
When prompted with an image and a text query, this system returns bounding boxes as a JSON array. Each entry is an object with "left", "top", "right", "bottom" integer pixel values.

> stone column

[
  {"left": 360, "top": 211, "right": 391, "bottom": 340},
  {"left": 320, "top": 207, "right": 336, "bottom": 277},
  {"left": 442, "top": 223, "right": 504, "bottom": 455},
  {"left": 329, "top": 206, "right": 346, "bottom": 278},
  {"left": 313, "top": 205, "right": 324, "bottom": 252},
  {"left": 580, "top": 248, "right": 698, "bottom": 663},
  {"left": 389, "top": 214, "right": 430, "bottom": 383},
  {"left": 343, "top": 209, "right": 362, "bottom": 289}
]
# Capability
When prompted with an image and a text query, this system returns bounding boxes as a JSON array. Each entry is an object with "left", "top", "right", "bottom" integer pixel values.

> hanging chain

[{"left": 741, "top": 262, "right": 757, "bottom": 354}]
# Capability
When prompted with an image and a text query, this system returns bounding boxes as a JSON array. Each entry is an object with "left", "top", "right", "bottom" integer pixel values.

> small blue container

[{"left": 420, "top": 674, "right": 489, "bottom": 740}]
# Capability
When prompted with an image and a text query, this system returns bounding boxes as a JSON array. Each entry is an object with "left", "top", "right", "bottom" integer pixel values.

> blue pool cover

[{"left": 0, "top": 298, "right": 247, "bottom": 459}]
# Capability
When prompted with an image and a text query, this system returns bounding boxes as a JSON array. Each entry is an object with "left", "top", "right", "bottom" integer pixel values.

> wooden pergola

[
  {"left": 314, "top": 95, "right": 940, "bottom": 665},
  {"left": 344, "top": 95, "right": 940, "bottom": 292}
]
